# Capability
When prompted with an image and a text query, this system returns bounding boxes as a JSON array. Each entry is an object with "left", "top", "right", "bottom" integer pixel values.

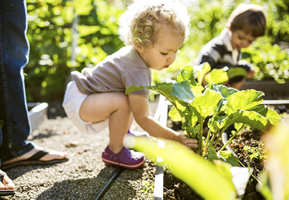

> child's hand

[
  {"left": 174, "top": 133, "right": 198, "bottom": 149},
  {"left": 248, "top": 68, "right": 255, "bottom": 79}
]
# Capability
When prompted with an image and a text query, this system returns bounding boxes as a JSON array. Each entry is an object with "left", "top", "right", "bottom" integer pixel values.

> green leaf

[
  {"left": 205, "top": 68, "right": 229, "bottom": 84},
  {"left": 248, "top": 105, "right": 281, "bottom": 126},
  {"left": 208, "top": 115, "right": 224, "bottom": 133},
  {"left": 214, "top": 160, "right": 233, "bottom": 182},
  {"left": 219, "top": 151, "right": 240, "bottom": 166},
  {"left": 206, "top": 83, "right": 238, "bottom": 99},
  {"left": 191, "top": 89, "right": 223, "bottom": 118},
  {"left": 126, "top": 82, "right": 173, "bottom": 99},
  {"left": 168, "top": 106, "right": 182, "bottom": 122},
  {"left": 73, "top": 0, "right": 93, "bottom": 15},
  {"left": 125, "top": 84, "right": 146, "bottom": 94},
  {"left": 171, "top": 81, "right": 195, "bottom": 103},
  {"left": 207, "top": 141, "right": 219, "bottom": 161},
  {"left": 256, "top": 120, "right": 289, "bottom": 199},
  {"left": 195, "top": 62, "right": 211, "bottom": 85},
  {"left": 191, "top": 84, "right": 204, "bottom": 96},
  {"left": 224, "top": 110, "right": 270, "bottom": 132},
  {"left": 176, "top": 65, "right": 197, "bottom": 85},
  {"left": 78, "top": 25, "right": 101, "bottom": 37},
  {"left": 227, "top": 67, "right": 249, "bottom": 78},
  {"left": 226, "top": 90, "right": 264, "bottom": 114},
  {"left": 257, "top": 172, "right": 273, "bottom": 200}
]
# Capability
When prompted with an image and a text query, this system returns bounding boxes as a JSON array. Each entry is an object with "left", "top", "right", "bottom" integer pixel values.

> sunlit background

[{"left": 24, "top": 0, "right": 289, "bottom": 102}]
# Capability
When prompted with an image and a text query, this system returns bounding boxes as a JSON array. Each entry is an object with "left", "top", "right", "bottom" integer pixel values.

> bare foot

[
  {"left": 0, "top": 171, "right": 15, "bottom": 190},
  {"left": 2, "top": 146, "right": 67, "bottom": 166}
]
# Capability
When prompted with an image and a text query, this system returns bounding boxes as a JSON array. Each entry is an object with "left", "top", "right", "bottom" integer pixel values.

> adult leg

[
  {"left": 0, "top": 0, "right": 66, "bottom": 168},
  {"left": 0, "top": 0, "right": 33, "bottom": 161},
  {"left": 80, "top": 92, "right": 132, "bottom": 154},
  {"left": 0, "top": 128, "right": 14, "bottom": 195}
]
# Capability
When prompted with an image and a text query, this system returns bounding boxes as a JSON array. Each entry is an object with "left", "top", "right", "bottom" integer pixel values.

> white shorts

[{"left": 62, "top": 81, "right": 108, "bottom": 134}]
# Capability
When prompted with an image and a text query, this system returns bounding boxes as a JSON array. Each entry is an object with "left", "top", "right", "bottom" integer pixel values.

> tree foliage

[
  {"left": 24, "top": 0, "right": 289, "bottom": 102},
  {"left": 25, "top": 0, "right": 123, "bottom": 101}
]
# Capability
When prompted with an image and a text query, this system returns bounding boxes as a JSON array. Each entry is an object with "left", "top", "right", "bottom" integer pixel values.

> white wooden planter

[{"left": 27, "top": 102, "right": 48, "bottom": 132}]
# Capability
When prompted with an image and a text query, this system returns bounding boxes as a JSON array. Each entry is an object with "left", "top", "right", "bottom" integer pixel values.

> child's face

[
  {"left": 230, "top": 29, "right": 257, "bottom": 51},
  {"left": 136, "top": 28, "right": 184, "bottom": 71}
]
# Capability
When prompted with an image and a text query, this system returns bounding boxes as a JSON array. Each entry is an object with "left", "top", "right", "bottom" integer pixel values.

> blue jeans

[{"left": 0, "top": 0, "right": 34, "bottom": 163}]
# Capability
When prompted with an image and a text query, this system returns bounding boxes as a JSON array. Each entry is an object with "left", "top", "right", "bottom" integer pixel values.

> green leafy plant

[
  {"left": 126, "top": 64, "right": 281, "bottom": 160},
  {"left": 125, "top": 119, "right": 289, "bottom": 200},
  {"left": 243, "top": 141, "right": 267, "bottom": 161},
  {"left": 242, "top": 42, "right": 289, "bottom": 83},
  {"left": 140, "top": 180, "right": 154, "bottom": 194},
  {"left": 25, "top": 0, "right": 123, "bottom": 102}
]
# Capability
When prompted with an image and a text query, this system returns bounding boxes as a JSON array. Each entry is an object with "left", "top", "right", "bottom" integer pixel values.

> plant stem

[
  {"left": 238, "top": 160, "right": 262, "bottom": 185},
  {"left": 197, "top": 117, "right": 204, "bottom": 155},
  {"left": 218, "top": 125, "right": 245, "bottom": 152},
  {"left": 210, "top": 131, "right": 218, "bottom": 141},
  {"left": 213, "top": 127, "right": 226, "bottom": 149},
  {"left": 202, "top": 129, "right": 211, "bottom": 156}
]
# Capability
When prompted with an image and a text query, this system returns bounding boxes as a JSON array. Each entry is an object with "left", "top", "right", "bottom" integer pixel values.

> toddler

[
  {"left": 193, "top": 4, "right": 266, "bottom": 89},
  {"left": 63, "top": 0, "right": 198, "bottom": 169}
]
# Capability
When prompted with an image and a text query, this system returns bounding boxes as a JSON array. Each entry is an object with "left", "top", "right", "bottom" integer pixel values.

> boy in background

[{"left": 194, "top": 4, "right": 266, "bottom": 89}]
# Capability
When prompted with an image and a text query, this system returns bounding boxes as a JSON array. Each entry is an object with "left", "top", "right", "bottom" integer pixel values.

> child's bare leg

[
  {"left": 79, "top": 92, "right": 131, "bottom": 154},
  {"left": 128, "top": 114, "right": 134, "bottom": 129},
  {"left": 107, "top": 98, "right": 132, "bottom": 154}
]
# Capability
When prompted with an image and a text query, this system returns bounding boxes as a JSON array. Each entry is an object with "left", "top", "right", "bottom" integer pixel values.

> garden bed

[
  {"left": 240, "top": 80, "right": 289, "bottom": 100},
  {"left": 161, "top": 104, "right": 289, "bottom": 200}
]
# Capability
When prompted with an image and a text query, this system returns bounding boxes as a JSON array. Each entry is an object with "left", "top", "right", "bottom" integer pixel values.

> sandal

[
  {"left": 0, "top": 170, "right": 15, "bottom": 196},
  {"left": 1, "top": 150, "right": 68, "bottom": 170},
  {"left": 102, "top": 146, "right": 144, "bottom": 169}
]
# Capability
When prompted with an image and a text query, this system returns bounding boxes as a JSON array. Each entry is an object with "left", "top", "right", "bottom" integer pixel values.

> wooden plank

[
  {"left": 153, "top": 95, "right": 169, "bottom": 200},
  {"left": 262, "top": 100, "right": 289, "bottom": 105}
]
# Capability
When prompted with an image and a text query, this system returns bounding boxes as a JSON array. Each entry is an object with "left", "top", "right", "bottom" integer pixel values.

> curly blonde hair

[{"left": 118, "top": 0, "right": 190, "bottom": 47}]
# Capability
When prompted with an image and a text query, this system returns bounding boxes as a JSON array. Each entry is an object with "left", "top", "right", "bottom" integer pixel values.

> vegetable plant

[
  {"left": 126, "top": 64, "right": 281, "bottom": 164},
  {"left": 243, "top": 141, "right": 267, "bottom": 161},
  {"left": 124, "top": 119, "right": 289, "bottom": 200}
]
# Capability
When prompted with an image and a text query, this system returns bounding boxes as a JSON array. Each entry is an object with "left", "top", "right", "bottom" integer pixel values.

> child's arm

[{"left": 128, "top": 94, "right": 198, "bottom": 149}]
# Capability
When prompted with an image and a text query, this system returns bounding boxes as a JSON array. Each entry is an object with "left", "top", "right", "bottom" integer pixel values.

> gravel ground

[{"left": 1, "top": 101, "right": 159, "bottom": 200}]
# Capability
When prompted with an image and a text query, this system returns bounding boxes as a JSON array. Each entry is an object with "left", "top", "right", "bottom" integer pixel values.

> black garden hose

[{"left": 94, "top": 167, "right": 124, "bottom": 200}]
